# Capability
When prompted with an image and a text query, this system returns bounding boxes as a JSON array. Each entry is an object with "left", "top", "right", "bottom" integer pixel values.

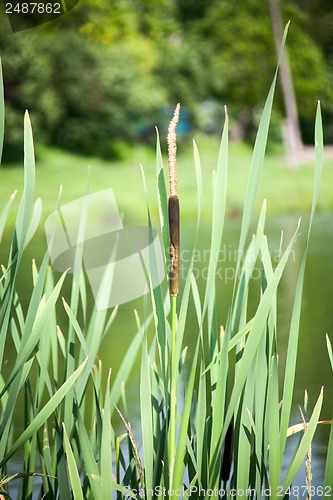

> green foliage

[
  {"left": 186, "top": 0, "right": 331, "bottom": 141},
  {"left": 284, "top": 3, "right": 333, "bottom": 115},
  {"left": 156, "top": 35, "right": 210, "bottom": 109},
  {"left": 0, "top": 21, "right": 165, "bottom": 158},
  {"left": 1, "top": 0, "right": 333, "bottom": 157}
]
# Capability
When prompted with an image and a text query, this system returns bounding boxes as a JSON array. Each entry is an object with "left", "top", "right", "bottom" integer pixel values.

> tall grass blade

[
  {"left": 172, "top": 341, "right": 199, "bottom": 496},
  {"left": 202, "top": 108, "right": 228, "bottom": 320},
  {"left": 63, "top": 424, "right": 84, "bottom": 500},
  {"left": 280, "top": 102, "right": 323, "bottom": 459},
  {"left": 192, "top": 139, "right": 203, "bottom": 239},
  {"left": 23, "top": 197, "right": 42, "bottom": 249},
  {"left": 235, "top": 23, "right": 289, "bottom": 277},
  {"left": 268, "top": 355, "right": 281, "bottom": 499},
  {"left": 140, "top": 333, "right": 153, "bottom": 499},
  {"left": 325, "top": 334, "right": 333, "bottom": 492},
  {"left": 0, "top": 192, "right": 17, "bottom": 244},
  {"left": 100, "top": 370, "right": 113, "bottom": 497},
  {"left": 75, "top": 405, "right": 102, "bottom": 499},
  {"left": 196, "top": 356, "right": 207, "bottom": 483},
  {"left": 0, "top": 110, "right": 37, "bottom": 371},
  {"left": 64, "top": 185, "right": 90, "bottom": 430},
  {"left": 326, "top": 334, "right": 333, "bottom": 372},
  {"left": 17, "top": 111, "right": 36, "bottom": 251}
]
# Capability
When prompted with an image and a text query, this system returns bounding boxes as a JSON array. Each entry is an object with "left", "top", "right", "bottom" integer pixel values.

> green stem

[
  {"left": 169, "top": 294, "right": 177, "bottom": 494},
  {"left": 171, "top": 295, "right": 177, "bottom": 374}
]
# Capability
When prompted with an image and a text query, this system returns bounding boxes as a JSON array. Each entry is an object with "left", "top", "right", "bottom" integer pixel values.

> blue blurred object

[{"left": 158, "top": 106, "right": 193, "bottom": 136}]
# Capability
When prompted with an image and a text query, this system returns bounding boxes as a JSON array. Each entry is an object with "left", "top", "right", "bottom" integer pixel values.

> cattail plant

[{"left": 167, "top": 103, "right": 180, "bottom": 491}]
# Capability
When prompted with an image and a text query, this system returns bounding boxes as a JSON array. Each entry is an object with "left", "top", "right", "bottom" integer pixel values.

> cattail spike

[
  {"left": 167, "top": 104, "right": 180, "bottom": 297},
  {"left": 168, "top": 103, "right": 180, "bottom": 197}
]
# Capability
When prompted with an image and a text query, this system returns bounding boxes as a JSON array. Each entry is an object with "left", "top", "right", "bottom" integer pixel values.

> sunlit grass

[{"left": 1, "top": 135, "right": 333, "bottom": 229}]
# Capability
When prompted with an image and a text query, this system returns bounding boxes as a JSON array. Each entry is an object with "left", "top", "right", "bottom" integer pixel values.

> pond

[
  {"left": 101, "top": 211, "right": 333, "bottom": 491},
  {"left": 3, "top": 210, "right": 333, "bottom": 494}
]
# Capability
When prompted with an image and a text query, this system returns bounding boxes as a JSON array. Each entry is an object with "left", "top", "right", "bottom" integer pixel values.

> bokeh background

[{"left": 0, "top": 0, "right": 333, "bottom": 159}]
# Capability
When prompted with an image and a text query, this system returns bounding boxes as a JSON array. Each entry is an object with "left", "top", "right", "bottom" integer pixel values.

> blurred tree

[
  {"left": 0, "top": 0, "right": 332, "bottom": 158},
  {"left": 288, "top": 0, "right": 333, "bottom": 141},
  {"left": 79, "top": 0, "right": 176, "bottom": 44},
  {"left": 293, "top": 0, "right": 333, "bottom": 59},
  {"left": 174, "top": 0, "right": 212, "bottom": 25},
  {"left": 0, "top": 13, "right": 165, "bottom": 157},
  {"left": 269, "top": 0, "right": 303, "bottom": 166},
  {"left": 185, "top": 0, "right": 332, "bottom": 141}
]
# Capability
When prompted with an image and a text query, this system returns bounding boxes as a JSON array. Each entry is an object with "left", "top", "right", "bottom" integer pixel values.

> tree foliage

[
  {"left": 0, "top": 0, "right": 332, "bottom": 157},
  {"left": 0, "top": 12, "right": 166, "bottom": 157}
]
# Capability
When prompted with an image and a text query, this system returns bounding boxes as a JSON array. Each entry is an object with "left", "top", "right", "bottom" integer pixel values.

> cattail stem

[{"left": 169, "top": 294, "right": 177, "bottom": 490}]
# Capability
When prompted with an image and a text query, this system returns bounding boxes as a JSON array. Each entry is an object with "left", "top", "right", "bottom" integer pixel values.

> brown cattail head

[
  {"left": 169, "top": 195, "right": 180, "bottom": 296},
  {"left": 167, "top": 104, "right": 180, "bottom": 296}
]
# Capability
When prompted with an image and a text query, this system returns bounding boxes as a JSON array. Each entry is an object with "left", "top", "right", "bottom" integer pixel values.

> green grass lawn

[{"left": 1, "top": 134, "right": 333, "bottom": 227}]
